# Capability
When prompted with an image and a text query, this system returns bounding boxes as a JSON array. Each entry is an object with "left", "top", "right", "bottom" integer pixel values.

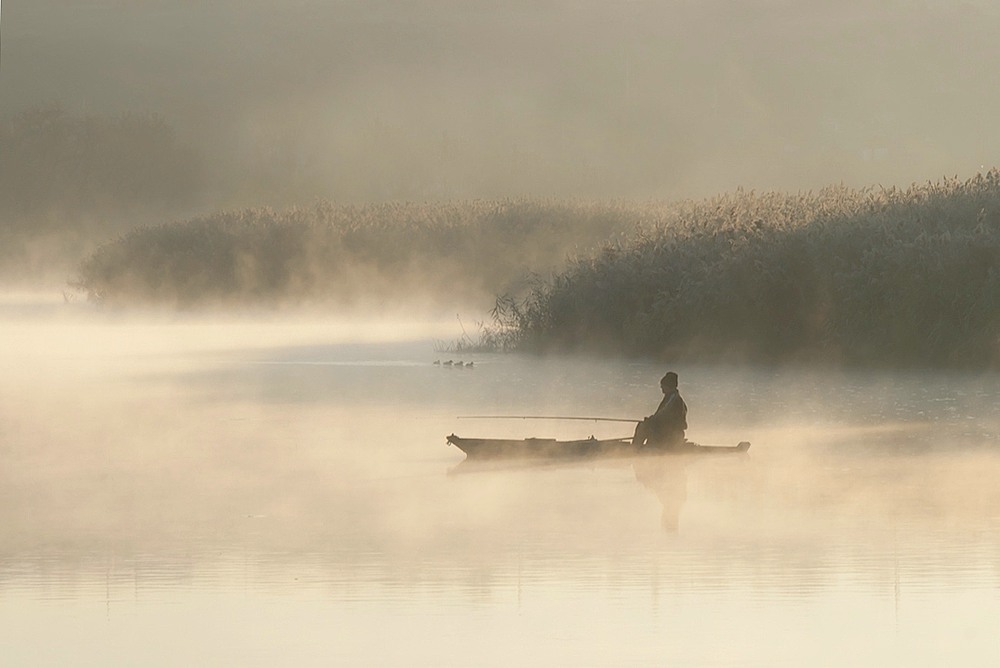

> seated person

[{"left": 632, "top": 371, "right": 687, "bottom": 448}]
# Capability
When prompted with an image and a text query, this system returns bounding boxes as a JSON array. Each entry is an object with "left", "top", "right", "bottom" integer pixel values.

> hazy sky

[{"left": 2, "top": 0, "right": 999, "bottom": 203}]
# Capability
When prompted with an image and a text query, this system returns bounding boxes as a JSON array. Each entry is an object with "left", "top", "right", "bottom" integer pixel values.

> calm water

[{"left": 2, "top": 298, "right": 1000, "bottom": 666}]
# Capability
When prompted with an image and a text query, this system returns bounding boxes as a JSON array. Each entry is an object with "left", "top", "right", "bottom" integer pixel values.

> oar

[{"left": 457, "top": 415, "right": 640, "bottom": 424}]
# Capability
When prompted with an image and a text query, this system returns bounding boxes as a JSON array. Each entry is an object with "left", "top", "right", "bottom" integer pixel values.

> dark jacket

[{"left": 649, "top": 389, "right": 687, "bottom": 441}]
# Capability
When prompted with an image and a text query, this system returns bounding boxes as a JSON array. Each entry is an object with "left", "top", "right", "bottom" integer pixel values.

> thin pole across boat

[{"left": 457, "top": 415, "right": 640, "bottom": 423}]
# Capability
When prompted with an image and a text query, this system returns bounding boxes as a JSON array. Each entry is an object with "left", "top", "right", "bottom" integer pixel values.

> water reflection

[
  {"left": 448, "top": 453, "right": 691, "bottom": 533},
  {"left": 3, "top": 306, "right": 1000, "bottom": 666},
  {"left": 633, "top": 455, "right": 689, "bottom": 532}
]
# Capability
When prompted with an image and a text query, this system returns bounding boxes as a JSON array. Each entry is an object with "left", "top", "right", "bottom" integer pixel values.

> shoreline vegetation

[
  {"left": 490, "top": 172, "right": 1000, "bottom": 368},
  {"left": 72, "top": 171, "right": 1000, "bottom": 368},
  {"left": 73, "top": 200, "right": 630, "bottom": 310}
]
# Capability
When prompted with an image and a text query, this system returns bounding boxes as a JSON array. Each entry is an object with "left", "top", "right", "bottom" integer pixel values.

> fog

[
  {"left": 3, "top": 296, "right": 1000, "bottom": 663},
  {"left": 4, "top": 1, "right": 999, "bottom": 206},
  {"left": 4, "top": 298, "right": 999, "bottom": 561},
  {"left": 5, "top": 3, "right": 1000, "bottom": 663}
]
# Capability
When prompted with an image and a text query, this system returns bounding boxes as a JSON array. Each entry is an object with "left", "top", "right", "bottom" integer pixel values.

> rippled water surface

[{"left": 2, "top": 298, "right": 1000, "bottom": 666}]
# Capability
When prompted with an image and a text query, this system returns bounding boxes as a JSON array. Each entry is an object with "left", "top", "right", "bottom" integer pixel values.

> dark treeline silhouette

[
  {"left": 0, "top": 107, "right": 204, "bottom": 279},
  {"left": 6, "top": 2, "right": 1000, "bottom": 284},
  {"left": 5, "top": 2, "right": 1000, "bottom": 205},
  {"left": 0, "top": 107, "right": 203, "bottom": 224},
  {"left": 490, "top": 171, "right": 1000, "bottom": 368}
]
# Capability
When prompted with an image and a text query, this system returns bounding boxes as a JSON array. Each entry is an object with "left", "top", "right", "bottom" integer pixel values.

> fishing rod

[{"left": 458, "top": 415, "right": 640, "bottom": 424}]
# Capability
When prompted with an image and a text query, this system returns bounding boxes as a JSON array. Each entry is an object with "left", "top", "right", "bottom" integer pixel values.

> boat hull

[{"left": 446, "top": 433, "right": 750, "bottom": 460}]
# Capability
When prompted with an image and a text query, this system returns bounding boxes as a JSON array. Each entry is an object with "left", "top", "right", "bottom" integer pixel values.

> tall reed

[
  {"left": 76, "top": 171, "right": 1000, "bottom": 367},
  {"left": 74, "top": 199, "right": 632, "bottom": 308},
  {"left": 494, "top": 172, "right": 1000, "bottom": 368}
]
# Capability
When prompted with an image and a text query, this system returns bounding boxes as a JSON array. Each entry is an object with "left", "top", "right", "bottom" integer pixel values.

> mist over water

[
  {"left": 4, "top": 1, "right": 1000, "bottom": 664},
  {"left": 2, "top": 297, "right": 1000, "bottom": 665}
]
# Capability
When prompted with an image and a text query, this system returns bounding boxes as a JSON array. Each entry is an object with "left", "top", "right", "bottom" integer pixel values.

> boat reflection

[
  {"left": 446, "top": 456, "right": 579, "bottom": 476},
  {"left": 448, "top": 453, "right": 691, "bottom": 533}
]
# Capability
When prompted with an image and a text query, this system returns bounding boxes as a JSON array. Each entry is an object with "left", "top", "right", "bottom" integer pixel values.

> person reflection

[{"left": 633, "top": 454, "right": 688, "bottom": 532}]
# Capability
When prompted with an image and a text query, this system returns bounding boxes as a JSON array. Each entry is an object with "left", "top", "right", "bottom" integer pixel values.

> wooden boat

[{"left": 446, "top": 433, "right": 750, "bottom": 460}]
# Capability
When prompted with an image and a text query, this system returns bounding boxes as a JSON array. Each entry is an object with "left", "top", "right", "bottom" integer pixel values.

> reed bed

[
  {"left": 76, "top": 171, "right": 1000, "bottom": 367},
  {"left": 73, "top": 200, "right": 632, "bottom": 308},
  {"left": 493, "top": 171, "right": 1000, "bottom": 368}
]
